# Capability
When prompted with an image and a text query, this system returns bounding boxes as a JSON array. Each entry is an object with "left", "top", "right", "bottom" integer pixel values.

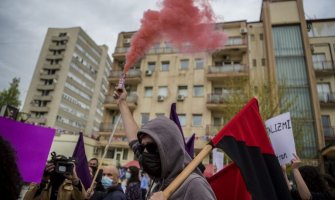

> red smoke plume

[{"left": 124, "top": 0, "right": 228, "bottom": 72}]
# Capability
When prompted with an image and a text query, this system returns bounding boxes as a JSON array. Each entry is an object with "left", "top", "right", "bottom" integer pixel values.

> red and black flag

[{"left": 209, "top": 98, "right": 292, "bottom": 200}]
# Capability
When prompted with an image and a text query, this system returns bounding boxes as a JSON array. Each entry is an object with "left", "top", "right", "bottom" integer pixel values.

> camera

[{"left": 50, "top": 152, "right": 76, "bottom": 174}]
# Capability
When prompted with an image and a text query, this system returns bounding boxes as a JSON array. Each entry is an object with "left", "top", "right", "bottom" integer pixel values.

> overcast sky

[{"left": 0, "top": 0, "right": 334, "bottom": 107}]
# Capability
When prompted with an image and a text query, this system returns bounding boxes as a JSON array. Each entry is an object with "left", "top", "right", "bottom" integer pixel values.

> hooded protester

[{"left": 114, "top": 87, "right": 216, "bottom": 200}]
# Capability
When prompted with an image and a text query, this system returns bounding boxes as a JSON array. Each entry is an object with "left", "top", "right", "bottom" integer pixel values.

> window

[
  {"left": 261, "top": 58, "right": 266, "bottom": 66},
  {"left": 106, "top": 148, "right": 115, "bottom": 159},
  {"left": 178, "top": 86, "right": 188, "bottom": 96},
  {"left": 156, "top": 113, "right": 165, "bottom": 117},
  {"left": 321, "top": 115, "right": 333, "bottom": 137},
  {"left": 213, "top": 117, "right": 222, "bottom": 126},
  {"left": 147, "top": 62, "right": 156, "bottom": 71},
  {"left": 317, "top": 83, "right": 331, "bottom": 102},
  {"left": 192, "top": 114, "right": 202, "bottom": 126},
  {"left": 180, "top": 59, "right": 189, "bottom": 70},
  {"left": 250, "top": 34, "right": 255, "bottom": 41},
  {"left": 122, "top": 149, "right": 128, "bottom": 160},
  {"left": 161, "top": 61, "right": 170, "bottom": 71},
  {"left": 252, "top": 59, "right": 257, "bottom": 67},
  {"left": 195, "top": 58, "right": 204, "bottom": 69},
  {"left": 158, "top": 86, "right": 168, "bottom": 97},
  {"left": 259, "top": 33, "right": 263, "bottom": 40},
  {"left": 193, "top": 85, "right": 204, "bottom": 97},
  {"left": 144, "top": 87, "right": 153, "bottom": 97},
  {"left": 312, "top": 53, "right": 326, "bottom": 70},
  {"left": 141, "top": 113, "right": 150, "bottom": 125},
  {"left": 177, "top": 114, "right": 186, "bottom": 126}
]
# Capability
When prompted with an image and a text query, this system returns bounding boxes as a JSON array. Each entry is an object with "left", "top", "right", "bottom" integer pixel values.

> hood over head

[{"left": 138, "top": 116, "right": 192, "bottom": 184}]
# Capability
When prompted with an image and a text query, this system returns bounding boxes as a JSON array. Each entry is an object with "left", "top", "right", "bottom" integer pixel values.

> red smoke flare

[{"left": 124, "top": 0, "right": 228, "bottom": 73}]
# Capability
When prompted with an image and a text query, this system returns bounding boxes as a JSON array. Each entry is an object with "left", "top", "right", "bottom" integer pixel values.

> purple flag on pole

[
  {"left": 185, "top": 133, "right": 195, "bottom": 158},
  {"left": 72, "top": 132, "right": 92, "bottom": 190},
  {"left": 169, "top": 103, "right": 195, "bottom": 157},
  {"left": 0, "top": 117, "right": 55, "bottom": 183}
]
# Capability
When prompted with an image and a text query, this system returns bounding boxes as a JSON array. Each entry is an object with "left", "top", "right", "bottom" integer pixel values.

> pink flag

[{"left": 0, "top": 117, "right": 55, "bottom": 183}]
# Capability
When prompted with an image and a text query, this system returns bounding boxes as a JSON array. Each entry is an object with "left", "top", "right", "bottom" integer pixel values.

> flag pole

[
  {"left": 88, "top": 114, "right": 122, "bottom": 191},
  {"left": 163, "top": 144, "right": 213, "bottom": 199}
]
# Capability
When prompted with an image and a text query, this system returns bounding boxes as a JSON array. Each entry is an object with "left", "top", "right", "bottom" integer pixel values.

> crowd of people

[{"left": 1, "top": 86, "right": 335, "bottom": 200}]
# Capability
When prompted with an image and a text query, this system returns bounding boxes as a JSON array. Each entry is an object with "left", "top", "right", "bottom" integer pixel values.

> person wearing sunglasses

[{"left": 113, "top": 87, "right": 216, "bottom": 200}]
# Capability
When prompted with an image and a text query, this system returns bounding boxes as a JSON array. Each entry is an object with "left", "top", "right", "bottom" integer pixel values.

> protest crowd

[{"left": 1, "top": 87, "right": 335, "bottom": 200}]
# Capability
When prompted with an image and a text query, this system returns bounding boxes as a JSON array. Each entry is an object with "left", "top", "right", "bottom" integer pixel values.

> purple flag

[
  {"left": 0, "top": 117, "right": 55, "bottom": 183},
  {"left": 72, "top": 132, "right": 92, "bottom": 190},
  {"left": 185, "top": 133, "right": 195, "bottom": 158},
  {"left": 169, "top": 103, "right": 195, "bottom": 157}
]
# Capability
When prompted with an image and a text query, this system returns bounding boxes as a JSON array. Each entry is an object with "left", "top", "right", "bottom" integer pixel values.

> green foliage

[{"left": 0, "top": 78, "right": 21, "bottom": 108}]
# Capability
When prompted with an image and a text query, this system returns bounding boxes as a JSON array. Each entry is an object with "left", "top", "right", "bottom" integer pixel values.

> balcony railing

[
  {"left": 313, "top": 61, "right": 335, "bottom": 75},
  {"left": 46, "top": 53, "right": 64, "bottom": 60},
  {"left": 206, "top": 124, "right": 225, "bottom": 136},
  {"left": 43, "top": 63, "right": 61, "bottom": 70},
  {"left": 37, "top": 83, "right": 56, "bottom": 91},
  {"left": 99, "top": 123, "right": 125, "bottom": 133},
  {"left": 105, "top": 93, "right": 138, "bottom": 104},
  {"left": 114, "top": 47, "right": 130, "bottom": 54},
  {"left": 108, "top": 69, "right": 142, "bottom": 84},
  {"left": 208, "top": 64, "right": 248, "bottom": 73},
  {"left": 225, "top": 37, "right": 246, "bottom": 46},
  {"left": 323, "top": 126, "right": 335, "bottom": 138},
  {"left": 49, "top": 44, "right": 66, "bottom": 51},
  {"left": 34, "top": 95, "right": 53, "bottom": 101},
  {"left": 30, "top": 106, "right": 49, "bottom": 112},
  {"left": 318, "top": 92, "right": 335, "bottom": 104}
]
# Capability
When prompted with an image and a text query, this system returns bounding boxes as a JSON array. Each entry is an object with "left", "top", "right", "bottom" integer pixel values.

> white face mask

[{"left": 101, "top": 176, "right": 113, "bottom": 189}]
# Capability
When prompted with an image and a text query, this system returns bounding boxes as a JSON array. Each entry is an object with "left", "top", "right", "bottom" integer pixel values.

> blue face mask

[
  {"left": 125, "top": 172, "right": 131, "bottom": 179},
  {"left": 101, "top": 176, "right": 113, "bottom": 189}
]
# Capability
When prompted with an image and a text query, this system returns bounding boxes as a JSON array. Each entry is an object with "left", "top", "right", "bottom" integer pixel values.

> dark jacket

[
  {"left": 132, "top": 116, "right": 216, "bottom": 200},
  {"left": 90, "top": 184, "right": 126, "bottom": 200}
]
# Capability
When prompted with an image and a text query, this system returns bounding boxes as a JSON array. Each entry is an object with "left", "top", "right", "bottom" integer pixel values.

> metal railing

[
  {"left": 323, "top": 126, "right": 335, "bottom": 137},
  {"left": 318, "top": 92, "right": 335, "bottom": 103},
  {"left": 313, "top": 61, "right": 335, "bottom": 72},
  {"left": 109, "top": 69, "right": 141, "bottom": 78},
  {"left": 208, "top": 64, "right": 248, "bottom": 74}
]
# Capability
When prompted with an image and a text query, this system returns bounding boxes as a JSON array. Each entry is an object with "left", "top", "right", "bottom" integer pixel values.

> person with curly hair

[
  {"left": 0, "top": 135, "right": 23, "bottom": 200},
  {"left": 125, "top": 166, "right": 142, "bottom": 200}
]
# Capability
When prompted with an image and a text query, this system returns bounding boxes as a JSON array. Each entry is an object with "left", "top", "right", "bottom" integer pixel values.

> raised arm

[
  {"left": 281, "top": 164, "right": 292, "bottom": 191},
  {"left": 291, "top": 154, "right": 311, "bottom": 200},
  {"left": 113, "top": 87, "right": 138, "bottom": 142}
]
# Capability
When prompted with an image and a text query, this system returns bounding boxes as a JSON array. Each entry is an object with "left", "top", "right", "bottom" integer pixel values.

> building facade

[
  {"left": 99, "top": 0, "right": 335, "bottom": 172},
  {"left": 23, "top": 27, "right": 111, "bottom": 137}
]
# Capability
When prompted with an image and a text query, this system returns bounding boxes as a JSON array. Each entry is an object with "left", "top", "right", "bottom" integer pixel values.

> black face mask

[{"left": 139, "top": 152, "right": 161, "bottom": 178}]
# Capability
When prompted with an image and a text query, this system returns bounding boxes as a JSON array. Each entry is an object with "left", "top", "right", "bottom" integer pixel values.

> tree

[{"left": 0, "top": 77, "right": 21, "bottom": 108}]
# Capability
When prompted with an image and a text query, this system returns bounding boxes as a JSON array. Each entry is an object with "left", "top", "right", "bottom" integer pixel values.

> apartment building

[
  {"left": 23, "top": 27, "right": 111, "bottom": 137},
  {"left": 99, "top": 0, "right": 335, "bottom": 172}
]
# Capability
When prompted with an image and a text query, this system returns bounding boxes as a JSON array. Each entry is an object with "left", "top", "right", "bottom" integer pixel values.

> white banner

[
  {"left": 265, "top": 112, "right": 296, "bottom": 166},
  {"left": 212, "top": 148, "right": 224, "bottom": 173}
]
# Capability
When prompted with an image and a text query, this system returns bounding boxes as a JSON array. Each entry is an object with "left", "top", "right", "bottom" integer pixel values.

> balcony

[
  {"left": 207, "top": 64, "right": 249, "bottom": 82},
  {"left": 104, "top": 94, "right": 138, "bottom": 110},
  {"left": 40, "top": 73, "right": 58, "bottom": 80},
  {"left": 30, "top": 106, "right": 49, "bottom": 112},
  {"left": 33, "top": 95, "right": 53, "bottom": 101},
  {"left": 49, "top": 44, "right": 66, "bottom": 51},
  {"left": 206, "top": 93, "right": 246, "bottom": 111},
  {"left": 99, "top": 123, "right": 125, "bottom": 135},
  {"left": 51, "top": 35, "right": 69, "bottom": 42},
  {"left": 97, "top": 134, "right": 128, "bottom": 147},
  {"left": 43, "top": 63, "right": 61, "bottom": 70},
  {"left": 319, "top": 93, "right": 335, "bottom": 107},
  {"left": 323, "top": 126, "right": 335, "bottom": 141},
  {"left": 112, "top": 47, "right": 130, "bottom": 57},
  {"left": 37, "top": 83, "right": 56, "bottom": 91},
  {"left": 206, "top": 124, "right": 224, "bottom": 136},
  {"left": 28, "top": 117, "right": 47, "bottom": 124},
  {"left": 313, "top": 61, "right": 335, "bottom": 76},
  {"left": 216, "top": 37, "right": 247, "bottom": 53},
  {"left": 46, "top": 53, "right": 64, "bottom": 60},
  {"left": 108, "top": 69, "right": 142, "bottom": 84}
]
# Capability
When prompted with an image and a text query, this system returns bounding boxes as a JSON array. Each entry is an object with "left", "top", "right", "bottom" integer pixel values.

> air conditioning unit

[
  {"left": 157, "top": 95, "right": 165, "bottom": 102},
  {"left": 177, "top": 95, "right": 185, "bottom": 101},
  {"left": 145, "top": 70, "right": 152, "bottom": 76},
  {"left": 240, "top": 28, "right": 247, "bottom": 34}
]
